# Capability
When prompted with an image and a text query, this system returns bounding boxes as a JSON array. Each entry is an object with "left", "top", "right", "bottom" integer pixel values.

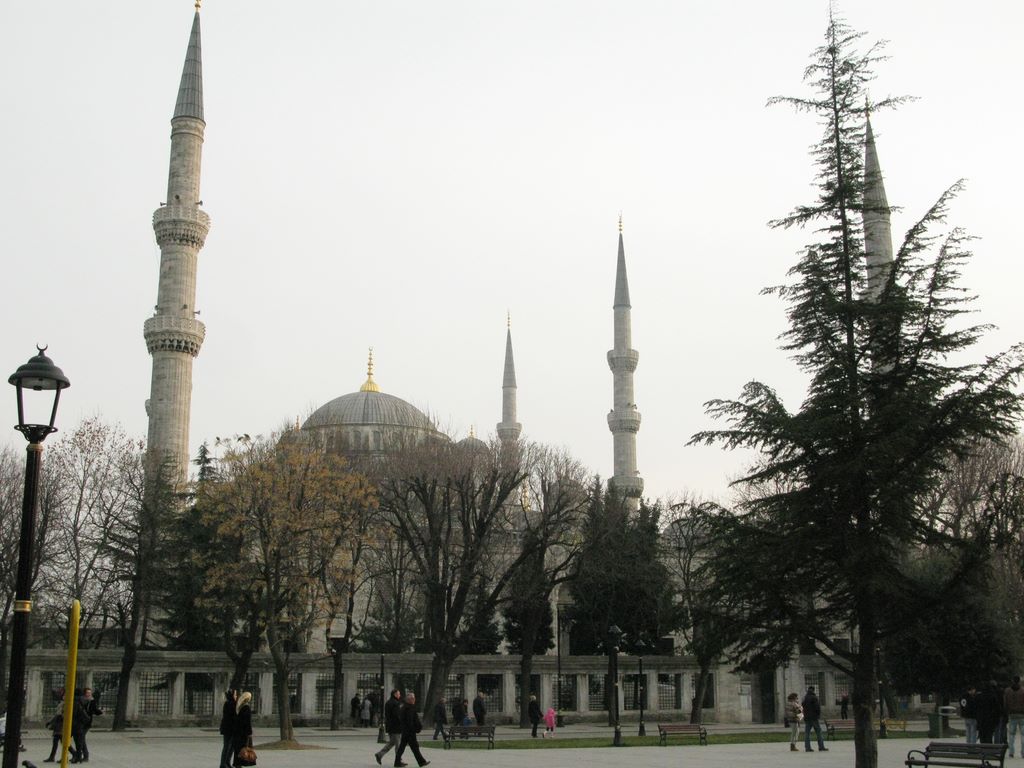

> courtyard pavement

[{"left": 15, "top": 722, "right": 940, "bottom": 768}]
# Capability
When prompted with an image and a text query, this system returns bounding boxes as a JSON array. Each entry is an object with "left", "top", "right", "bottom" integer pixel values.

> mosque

[
  {"left": 19, "top": 5, "right": 933, "bottom": 728},
  {"left": 142, "top": 7, "right": 645, "bottom": 506}
]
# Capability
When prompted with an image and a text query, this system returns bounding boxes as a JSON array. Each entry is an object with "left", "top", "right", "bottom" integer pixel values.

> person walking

[
  {"left": 42, "top": 708, "right": 64, "bottom": 763},
  {"left": 527, "top": 695, "right": 542, "bottom": 738},
  {"left": 786, "top": 692, "right": 803, "bottom": 752},
  {"left": 1005, "top": 676, "right": 1024, "bottom": 757},
  {"left": 351, "top": 693, "right": 362, "bottom": 726},
  {"left": 473, "top": 691, "right": 487, "bottom": 726},
  {"left": 77, "top": 688, "right": 102, "bottom": 763},
  {"left": 231, "top": 692, "right": 253, "bottom": 767},
  {"left": 976, "top": 681, "right": 1001, "bottom": 743},
  {"left": 960, "top": 685, "right": 979, "bottom": 744},
  {"left": 374, "top": 689, "right": 404, "bottom": 765},
  {"left": 840, "top": 693, "right": 849, "bottom": 720},
  {"left": 543, "top": 706, "right": 557, "bottom": 738},
  {"left": 432, "top": 696, "right": 448, "bottom": 740},
  {"left": 393, "top": 692, "right": 430, "bottom": 768},
  {"left": 801, "top": 686, "right": 828, "bottom": 752},
  {"left": 68, "top": 693, "right": 90, "bottom": 764},
  {"left": 218, "top": 690, "right": 237, "bottom": 768},
  {"left": 362, "top": 693, "right": 374, "bottom": 727}
]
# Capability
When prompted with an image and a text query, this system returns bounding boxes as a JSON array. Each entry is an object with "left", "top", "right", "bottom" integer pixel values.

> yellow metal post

[{"left": 60, "top": 600, "right": 80, "bottom": 768}]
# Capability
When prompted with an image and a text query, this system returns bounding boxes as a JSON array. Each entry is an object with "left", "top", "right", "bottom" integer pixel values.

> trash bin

[{"left": 928, "top": 712, "right": 947, "bottom": 738}]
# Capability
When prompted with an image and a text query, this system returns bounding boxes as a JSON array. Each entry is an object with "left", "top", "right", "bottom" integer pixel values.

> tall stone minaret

[
  {"left": 496, "top": 314, "right": 522, "bottom": 444},
  {"left": 863, "top": 113, "right": 893, "bottom": 301},
  {"left": 607, "top": 218, "right": 643, "bottom": 510},
  {"left": 144, "top": 5, "right": 210, "bottom": 483}
]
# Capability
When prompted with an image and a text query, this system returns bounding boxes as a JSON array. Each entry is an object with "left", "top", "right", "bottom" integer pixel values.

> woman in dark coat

[
  {"left": 219, "top": 690, "right": 237, "bottom": 768},
  {"left": 976, "top": 681, "right": 1003, "bottom": 744},
  {"left": 232, "top": 691, "right": 254, "bottom": 764}
]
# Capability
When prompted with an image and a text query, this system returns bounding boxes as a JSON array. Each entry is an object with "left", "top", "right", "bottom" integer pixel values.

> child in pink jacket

[{"left": 543, "top": 707, "right": 556, "bottom": 738}]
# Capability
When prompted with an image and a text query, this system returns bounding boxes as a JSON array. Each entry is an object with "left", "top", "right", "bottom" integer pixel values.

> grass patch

[{"left": 255, "top": 739, "right": 331, "bottom": 750}]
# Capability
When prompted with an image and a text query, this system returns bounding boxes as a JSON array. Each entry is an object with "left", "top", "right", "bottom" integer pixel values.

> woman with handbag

[
  {"left": 233, "top": 691, "right": 256, "bottom": 766},
  {"left": 786, "top": 692, "right": 803, "bottom": 752}
]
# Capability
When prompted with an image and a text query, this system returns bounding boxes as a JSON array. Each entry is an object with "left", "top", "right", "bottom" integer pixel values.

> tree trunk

[
  {"left": 112, "top": 580, "right": 143, "bottom": 731},
  {"left": 228, "top": 650, "right": 253, "bottom": 691},
  {"left": 329, "top": 651, "right": 344, "bottom": 730},
  {"left": 112, "top": 638, "right": 136, "bottom": 731},
  {"left": 266, "top": 624, "right": 295, "bottom": 743},
  {"left": 423, "top": 653, "right": 453, "bottom": 727},
  {"left": 517, "top": 612, "right": 541, "bottom": 728},
  {"left": 691, "top": 663, "right": 712, "bottom": 724},
  {"left": 852, "top": 627, "right": 879, "bottom": 768}
]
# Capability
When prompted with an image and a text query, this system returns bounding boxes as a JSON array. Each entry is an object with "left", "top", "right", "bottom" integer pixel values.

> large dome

[
  {"left": 304, "top": 390, "right": 435, "bottom": 433},
  {"left": 300, "top": 354, "right": 444, "bottom": 454}
]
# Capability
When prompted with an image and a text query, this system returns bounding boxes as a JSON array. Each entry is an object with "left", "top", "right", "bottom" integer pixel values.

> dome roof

[{"left": 303, "top": 389, "right": 436, "bottom": 433}]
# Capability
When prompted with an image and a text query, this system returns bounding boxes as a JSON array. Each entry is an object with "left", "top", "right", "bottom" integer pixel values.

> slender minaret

[
  {"left": 863, "top": 113, "right": 893, "bottom": 301},
  {"left": 144, "top": 4, "right": 210, "bottom": 483},
  {"left": 496, "top": 314, "right": 522, "bottom": 444},
  {"left": 607, "top": 217, "right": 643, "bottom": 510}
]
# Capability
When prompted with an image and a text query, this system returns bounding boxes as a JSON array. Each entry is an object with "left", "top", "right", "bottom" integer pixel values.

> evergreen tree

[
  {"left": 690, "top": 13, "right": 1024, "bottom": 768},
  {"left": 568, "top": 485, "right": 677, "bottom": 655}
]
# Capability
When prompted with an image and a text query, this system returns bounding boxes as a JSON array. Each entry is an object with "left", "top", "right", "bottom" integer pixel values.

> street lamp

[
  {"left": 635, "top": 635, "right": 649, "bottom": 738},
  {"left": 4, "top": 347, "right": 69, "bottom": 768},
  {"left": 377, "top": 653, "right": 386, "bottom": 744},
  {"left": 556, "top": 607, "right": 573, "bottom": 728},
  {"left": 607, "top": 624, "right": 623, "bottom": 747}
]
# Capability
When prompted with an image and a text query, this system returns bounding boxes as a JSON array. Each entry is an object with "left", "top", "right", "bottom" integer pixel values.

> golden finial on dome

[
  {"left": 360, "top": 347, "right": 381, "bottom": 393},
  {"left": 295, "top": 415, "right": 300, "bottom": 431},
  {"left": 469, "top": 425, "right": 476, "bottom": 439},
  {"left": 195, "top": 0, "right": 202, "bottom": 10},
  {"left": 618, "top": 212, "right": 623, "bottom": 233},
  {"left": 506, "top": 310, "right": 511, "bottom": 329}
]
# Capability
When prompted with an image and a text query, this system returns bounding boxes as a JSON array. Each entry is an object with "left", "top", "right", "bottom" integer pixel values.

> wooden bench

[
  {"left": 905, "top": 741, "right": 1007, "bottom": 768},
  {"left": 443, "top": 724, "right": 495, "bottom": 749},
  {"left": 657, "top": 722, "right": 708, "bottom": 746},
  {"left": 825, "top": 719, "right": 856, "bottom": 739}
]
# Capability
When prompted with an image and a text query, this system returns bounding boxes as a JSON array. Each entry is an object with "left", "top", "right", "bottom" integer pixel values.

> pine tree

[{"left": 690, "top": 13, "right": 1024, "bottom": 768}]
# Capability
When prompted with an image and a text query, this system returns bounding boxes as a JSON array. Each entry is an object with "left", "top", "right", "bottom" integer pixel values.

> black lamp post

[
  {"left": 4, "top": 347, "right": 69, "bottom": 768},
  {"left": 556, "top": 608, "right": 573, "bottom": 727},
  {"left": 377, "top": 653, "right": 386, "bottom": 744},
  {"left": 607, "top": 624, "right": 623, "bottom": 746},
  {"left": 635, "top": 635, "right": 648, "bottom": 737}
]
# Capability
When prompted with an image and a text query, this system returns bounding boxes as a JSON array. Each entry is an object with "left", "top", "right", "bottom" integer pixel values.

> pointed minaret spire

[
  {"left": 497, "top": 315, "right": 522, "bottom": 444},
  {"left": 173, "top": 9, "right": 204, "bottom": 121},
  {"left": 607, "top": 218, "right": 643, "bottom": 510},
  {"left": 863, "top": 111, "right": 893, "bottom": 301},
  {"left": 144, "top": 8, "right": 211, "bottom": 483}
]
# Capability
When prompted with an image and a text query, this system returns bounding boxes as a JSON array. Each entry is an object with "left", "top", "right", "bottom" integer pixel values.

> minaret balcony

[
  {"left": 610, "top": 475, "right": 644, "bottom": 496},
  {"left": 607, "top": 409, "right": 641, "bottom": 433},
  {"left": 144, "top": 315, "right": 206, "bottom": 357},
  {"left": 607, "top": 349, "right": 639, "bottom": 372},
  {"left": 153, "top": 204, "right": 211, "bottom": 248}
]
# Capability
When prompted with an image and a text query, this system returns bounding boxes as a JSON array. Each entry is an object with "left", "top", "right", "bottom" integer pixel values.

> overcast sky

[{"left": 1, "top": 1, "right": 1020, "bottom": 505}]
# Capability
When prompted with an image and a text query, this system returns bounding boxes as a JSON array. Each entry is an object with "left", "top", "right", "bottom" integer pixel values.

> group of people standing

[
  {"left": 526, "top": 695, "right": 557, "bottom": 738},
  {"left": 43, "top": 687, "right": 102, "bottom": 764},
  {"left": 960, "top": 676, "right": 1024, "bottom": 753},
  {"left": 785, "top": 686, "right": 829, "bottom": 753},
  {"left": 351, "top": 692, "right": 377, "bottom": 727},
  {"left": 218, "top": 689, "right": 254, "bottom": 768}
]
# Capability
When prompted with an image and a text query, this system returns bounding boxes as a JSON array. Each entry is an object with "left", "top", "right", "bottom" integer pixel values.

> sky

[{"left": 1, "top": 1, "right": 1020, "bottom": 505}]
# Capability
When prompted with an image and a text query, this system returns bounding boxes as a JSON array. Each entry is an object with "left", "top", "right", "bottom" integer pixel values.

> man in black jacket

[
  {"left": 473, "top": 691, "right": 487, "bottom": 725},
  {"left": 394, "top": 692, "right": 429, "bottom": 768},
  {"left": 219, "top": 690, "right": 237, "bottom": 768},
  {"left": 374, "top": 689, "right": 404, "bottom": 766},
  {"left": 801, "top": 686, "right": 828, "bottom": 752}
]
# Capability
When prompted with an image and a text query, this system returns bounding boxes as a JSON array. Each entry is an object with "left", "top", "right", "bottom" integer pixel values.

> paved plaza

[{"left": 16, "top": 724, "right": 935, "bottom": 768}]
